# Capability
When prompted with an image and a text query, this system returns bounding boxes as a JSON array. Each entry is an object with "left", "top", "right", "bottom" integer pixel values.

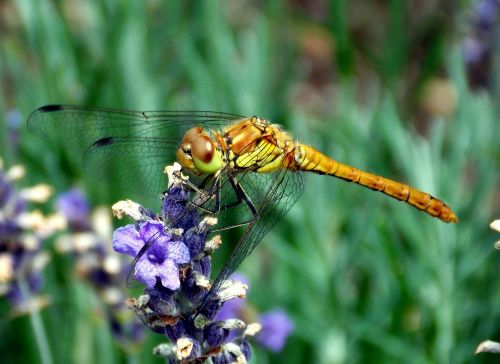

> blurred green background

[{"left": 1, "top": 0, "right": 499, "bottom": 363}]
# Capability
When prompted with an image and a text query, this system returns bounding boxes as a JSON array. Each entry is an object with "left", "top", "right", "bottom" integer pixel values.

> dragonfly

[{"left": 28, "top": 105, "right": 458, "bottom": 313}]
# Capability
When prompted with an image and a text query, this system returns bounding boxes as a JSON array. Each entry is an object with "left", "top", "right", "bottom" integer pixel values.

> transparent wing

[
  {"left": 195, "top": 162, "right": 306, "bottom": 316},
  {"left": 28, "top": 105, "right": 245, "bottom": 197}
]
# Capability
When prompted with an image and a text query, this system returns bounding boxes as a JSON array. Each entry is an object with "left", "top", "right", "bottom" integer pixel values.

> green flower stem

[{"left": 19, "top": 279, "right": 54, "bottom": 364}]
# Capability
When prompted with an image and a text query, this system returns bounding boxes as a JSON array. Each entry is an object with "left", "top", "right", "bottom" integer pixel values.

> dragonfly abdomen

[{"left": 294, "top": 144, "right": 458, "bottom": 223}]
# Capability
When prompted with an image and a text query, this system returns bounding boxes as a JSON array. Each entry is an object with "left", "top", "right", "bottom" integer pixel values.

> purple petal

[
  {"left": 140, "top": 221, "right": 166, "bottom": 242},
  {"left": 216, "top": 297, "right": 245, "bottom": 321},
  {"left": 257, "top": 309, "right": 294, "bottom": 352},
  {"left": 167, "top": 240, "right": 190, "bottom": 264},
  {"left": 113, "top": 225, "right": 143, "bottom": 257},
  {"left": 56, "top": 188, "right": 90, "bottom": 226},
  {"left": 158, "top": 259, "right": 181, "bottom": 290},
  {"left": 133, "top": 256, "right": 158, "bottom": 288},
  {"left": 133, "top": 254, "right": 182, "bottom": 290}
]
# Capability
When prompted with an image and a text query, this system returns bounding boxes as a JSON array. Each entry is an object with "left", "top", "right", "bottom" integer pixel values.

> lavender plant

[
  {"left": 112, "top": 163, "right": 262, "bottom": 363},
  {"left": 55, "top": 187, "right": 144, "bottom": 350},
  {"left": 0, "top": 157, "right": 64, "bottom": 364},
  {"left": 462, "top": 0, "right": 500, "bottom": 89},
  {"left": 0, "top": 157, "right": 61, "bottom": 315}
]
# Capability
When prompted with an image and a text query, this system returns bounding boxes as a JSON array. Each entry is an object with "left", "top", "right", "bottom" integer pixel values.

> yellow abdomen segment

[{"left": 294, "top": 144, "right": 458, "bottom": 223}]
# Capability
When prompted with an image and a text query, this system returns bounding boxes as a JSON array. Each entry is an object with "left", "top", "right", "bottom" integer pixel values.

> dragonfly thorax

[{"left": 176, "top": 126, "right": 226, "bottom": 175}]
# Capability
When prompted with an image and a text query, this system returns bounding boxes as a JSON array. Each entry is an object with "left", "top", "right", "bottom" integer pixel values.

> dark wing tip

[
  {"left": 27, "top": 105, "right": 66, "bottom": 133},
  {"left": 83, "top": 137, "right": 115, "bottom": 164},
  {"left": 92, "top": 136, "right": 114, "bottom": 147},
  {"left": 38, "top": 104, "right": 64, "bottom": 113}
]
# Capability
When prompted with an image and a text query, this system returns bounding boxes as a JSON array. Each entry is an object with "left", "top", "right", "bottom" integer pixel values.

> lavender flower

[
  {"left": 55, "top": 187, "right": 145, "bottom": 349},
  {"left": 216, "top": 273, "right": 294, "bottom": 353},
  {"left": 112, "top": 163, "right": 261, "bottom": 363},
  {"left": 6, "top": 109, "right": 22, "bottom": 152},
  {"left": 56, "top": 188, "right": 91, "bottom": 230},
  {"left": 257, "top": 309, "right": 294, "bottom": 352},
  {"left": 113, "top": 221, "right": 190, "bottom": 289},
  {"left": 0, "top": 158, "right": 60, "bottom": 314},
  {"left": 462, "top": 0, "right": 500, "bottom": 89}
]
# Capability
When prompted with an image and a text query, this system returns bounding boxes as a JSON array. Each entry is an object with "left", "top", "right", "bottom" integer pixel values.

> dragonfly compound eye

[
  {"left": 182, "top": 126, "right": 204, "bottom": 144},
  {"left": 191, "top": 135, "right": 224, "bottom": 174},
  {"left": 191, "top": 135, "right": 214, "bottom": 163}
]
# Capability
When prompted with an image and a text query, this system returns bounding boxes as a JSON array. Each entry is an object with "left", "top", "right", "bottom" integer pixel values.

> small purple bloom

[
  {"left": 162, "top": 186, "right": 199, "bottom": 229},
  {"left": 463, "top": 0, "right": 500, "bottom": 89},
  {"left": 215, "top": 295, "right": 245, "bottom": 321},
  {"left": 164, "top": 320, "right": 187, "bottom": 342},
  {"left": 257, "top": 309, "right": 294, "bottom": 352},
  {"left": 462, "top": 37, "right": 484, "bottom": 63},
  {"left": 7, "top": 109, "right": 22, "bottom": 128},
  {"left": 216, "top": 273, "right": 249, "bottom": 321},
  {"left": 57, "top": 188, "right": 90, "bottom": 229},
  {"left": 146, "top": 287, "right": 178, "bottom": 317},
  {"left": 474, "top": 0, "right": 500, "bottom": 29},
  {"left": 183, "top": 228, "right": 206, "bottom": 257},
  {"left": 6, "top": 269, "right": 43, "bottom": 307},
  {"left": 205, "top": 322, "right": 230, "bottom": 347},
  {"left": 112, "top": 221, "right": 190, "bottom": 290}
]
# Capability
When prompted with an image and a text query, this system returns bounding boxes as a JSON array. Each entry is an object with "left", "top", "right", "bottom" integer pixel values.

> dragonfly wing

[
  {"left": 28, "top": 106, "right": 244, "bottom": 136},
  {"left": 83, "top": 136, "right": 177, "bottom": 198},
  {"left": 28, "top": 105, "right": 245, "bottom": 197},
  {"left": 196, "top": 164, "right": 306, "bottom": 316}
]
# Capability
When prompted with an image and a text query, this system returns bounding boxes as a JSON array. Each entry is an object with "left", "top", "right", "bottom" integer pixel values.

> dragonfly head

[{"left": 177, "top": 126, "right": 224, "bottom": 175}]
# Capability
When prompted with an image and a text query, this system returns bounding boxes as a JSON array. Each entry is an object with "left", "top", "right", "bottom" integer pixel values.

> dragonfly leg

[
  {"left": 228, "top": 175, "right": 258, "bottom": 216},
  {"left": 183, "top": 172, "right": 258, "bottom": 215},
  {"left": 191, "top": 174, "right": 260, "bottom": 233},
  {"left": 195, "top": 173, "right": 259, "bottom": 215},
  {"left": 208, "top": 175, "right": 259, "bottom": 231},
  {"left": 210, "top": 221, "right": 252, "bottom": 233},
  {"left": 163, "top": 169, "right": 259, "bottom": 234},
  {"left": 187, "top": 175, "right": 222, "bottom": 214}
]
